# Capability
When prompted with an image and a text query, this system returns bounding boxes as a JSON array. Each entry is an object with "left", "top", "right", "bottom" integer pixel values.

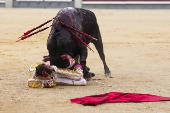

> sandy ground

[{"left": 0, "top": 8, "right": 170, "bottom": 113}]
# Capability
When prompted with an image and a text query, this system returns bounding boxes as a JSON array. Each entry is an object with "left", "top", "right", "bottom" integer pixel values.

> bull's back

[
  {"left": 58, "top": 7, "right": 98, "bottom": 38},
  {"left": 47, "top": 7, "right": 98, "bottom": 56}
]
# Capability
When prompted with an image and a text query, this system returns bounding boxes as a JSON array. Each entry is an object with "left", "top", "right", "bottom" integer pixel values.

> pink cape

[{"left": 70, "top": 92, "right": 170, "bottom": 106}]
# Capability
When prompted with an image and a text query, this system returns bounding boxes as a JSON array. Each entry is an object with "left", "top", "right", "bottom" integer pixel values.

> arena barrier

[
  {"left": 0, "top": 0, "right": 5, "bottom": 7},
  {"left": 4, "top": 0, "right": 170, "bottom": 9},
  {"left": 13, "top": 0, "right": 74, "bottom": 8},
  {"left": 82, "top": 1, "right": 170, "bottom": 9}
]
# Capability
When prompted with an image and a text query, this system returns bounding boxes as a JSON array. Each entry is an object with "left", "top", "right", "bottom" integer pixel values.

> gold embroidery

[
  {"left": 28, "top": 81, "right": 43, "bottom": 88},
  {"left": 56, "top": 68, "right": 83, "bottom": 77}
]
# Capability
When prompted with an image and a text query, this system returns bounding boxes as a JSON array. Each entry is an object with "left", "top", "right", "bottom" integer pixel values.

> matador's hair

[{"left": 36, "top": 64, "right": 53, "bottom": 77}]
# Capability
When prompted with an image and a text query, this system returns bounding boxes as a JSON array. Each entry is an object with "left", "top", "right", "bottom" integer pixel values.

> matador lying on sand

[{"left": 27, "top": 60, "right": 88, "bottom": 88}]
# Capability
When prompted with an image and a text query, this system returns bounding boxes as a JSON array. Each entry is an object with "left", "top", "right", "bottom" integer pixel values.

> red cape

[{"left": 71, "top": 92, "right": 170, "bottom": 106}]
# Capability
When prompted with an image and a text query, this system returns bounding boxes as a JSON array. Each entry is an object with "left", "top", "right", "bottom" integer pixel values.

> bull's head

[{"left": 45, "top": 54, "right": 73, "bottom": 68}]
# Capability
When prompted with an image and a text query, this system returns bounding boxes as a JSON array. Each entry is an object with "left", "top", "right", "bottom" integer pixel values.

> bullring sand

[{"left": 0, "top": 8, "right": 170, "bottom": 113}]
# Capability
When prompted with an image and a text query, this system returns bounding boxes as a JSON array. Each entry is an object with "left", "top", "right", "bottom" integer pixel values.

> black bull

[{"left": 47, "top": 7, "right": 111, "bottom": 78}]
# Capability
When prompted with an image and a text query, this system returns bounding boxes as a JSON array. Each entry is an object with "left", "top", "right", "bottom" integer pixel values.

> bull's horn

[{"left": 61, "top": 54, "right": 74, "bottom": 68}]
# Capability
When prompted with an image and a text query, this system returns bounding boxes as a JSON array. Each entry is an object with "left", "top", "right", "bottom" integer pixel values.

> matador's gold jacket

[{"left": 27, "top": 60, "right": 83, "bottom": 88}]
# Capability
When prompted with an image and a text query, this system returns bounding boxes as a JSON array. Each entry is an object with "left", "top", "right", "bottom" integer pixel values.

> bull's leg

[
  {"left": 74, "top": 55, "right": 80, "bottom": 63},
  {"left": 92, "top": 25, "right": 111, "bottom": 77},
  {"left": 79, "top": 44, "right": 91, "bottom": 79},
  {"left": 75, "top": 54, "right": 91, "bottom": 71}
]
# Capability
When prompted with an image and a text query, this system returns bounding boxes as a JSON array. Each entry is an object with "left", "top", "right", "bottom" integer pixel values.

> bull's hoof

[
  {"left": 84, "top": 72, "right": 95, "bottom": 81},
  {"left": 104, "top": 66, "right": 111, "bottom": 78},
  {"left": 105, "top": 71, "right": 111, "bottom": 78},
  {"left": 90, "top": 72, "right": 95, "bottom": 77},
  {"left": 84, "top": 75, "right": 92, "bottom": 81}
]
